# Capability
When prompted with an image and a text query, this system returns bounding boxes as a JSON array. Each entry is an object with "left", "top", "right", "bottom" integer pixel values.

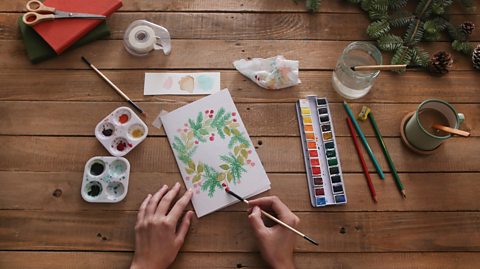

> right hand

[{"left": 247, "top": 196, "right": 299, "bottom": 269}]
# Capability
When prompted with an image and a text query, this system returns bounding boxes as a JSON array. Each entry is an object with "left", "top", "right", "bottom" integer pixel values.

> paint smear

[
  {"left": 163, "top": 76, "right": 173, "bottom": 89},
  {"left": 197, "top": 75, "right": 214, "bottom": 92}
]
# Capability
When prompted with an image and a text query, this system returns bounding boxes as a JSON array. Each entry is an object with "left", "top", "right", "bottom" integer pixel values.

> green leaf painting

[{"left": 171, "top": 107, "right": 254, "bottom": 197}]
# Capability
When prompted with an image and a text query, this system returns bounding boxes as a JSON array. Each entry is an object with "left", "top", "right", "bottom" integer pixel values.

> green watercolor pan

[
  {"left": 81, "top": 156, "right": 131, "bottom": 203},
  {"left": 296, "top": 96, "right": 347, "bottom": 207}
]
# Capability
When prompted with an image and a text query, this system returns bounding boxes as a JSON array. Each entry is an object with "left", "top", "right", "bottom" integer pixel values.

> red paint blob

[
  {"left": 221, "top": 183, "right": 226, "bottom": 187},
  {"left": 119, "top": 114, "right": 129, "bottom": 124},
  {"left": 195, "top": 141, "right": 199, "bottom": 144},
  {"left": 233, "top": 119, "right": 237, "bottom": 122},
  {"left": 117, "top": 142, "right": 126, "bottom": 151},
  {"left": 209, "top": 136, "right": 214, "bottom": 141},
  {"left": 210, "top": 110, "right": 214, "bottom": 113},
  {"left": 232, "top": 112, "right": 236, "bottom": 116}
]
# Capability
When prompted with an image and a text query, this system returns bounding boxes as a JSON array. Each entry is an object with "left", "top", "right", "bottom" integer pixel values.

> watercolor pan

[
  {"left": 81, "top": 156, "right": 130, "bottom": 203},
  {"left": 95, "top": 107, "right": 148, "bottom": 157},
  {"left": 296, "top": 96, "right": 346, "bottom": 207}
]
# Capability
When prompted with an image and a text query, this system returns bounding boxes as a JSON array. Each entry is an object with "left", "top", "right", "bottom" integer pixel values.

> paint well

[
  {"left": 309, "top": 150, "right": 318, "bottom": 157},
  {"left": 304, "top": 125, "right": 314, "bottom": 132},
  {"left": 317, "top": 99, "right": 327, "bottom": 105},
  {"left": 90, "top": 162, "right": 105, "bottom": 176},
  {"left": 307, "top": 141, "right": 317, "bottom": 149},
  {"left": 301, "top": 107, "right": 311, "bottom": 115},
  {"left": 313, "top": 178, "right": 323, "bottom": 186},
  {"left": 303, "top": 117, "right": 312, "bottom": 124},
  {"left": 325, "top": 142, "right": 334, "bottom": 149},
  {"left": 321, "top": 124, "right": 331, "bottom": 132},
  {"left": 315, "top": 188, "right": 325, "bottom": 196},
  {"left": 320, "top": 115, "right": 329, "bottom": 122},
  {"left": 316, "top": 197, "right": 326, "bottom": 206},
  {"left": 326, "top": 149, "right": 336, "bottom": 158},
  {"left": 318, "top": 107, "right": 328, "bottom": 114},
  {"left": 323, "top": 132, "right": 333, "bottom": 141},
  {"left": 329, "top": 166, "right": 339, "bottom": 175},
  {"left": 331, "top": 175, "right": 341, "bottom": 183},
  {"left": 335, "top": 195, "right": 346, "bottom": 203},
  {"left": 305, "top": 133, "right": 315, "bottom": 140},
  {"left": 328, "top": 158, "right": 338, "bottom": 166},
  {"left": 333, "top": 184, "right": 343, "bottom": 193},
  {"left": 311, "top": 167, "right": 321, "bottom": 175},
  {"left": 310, "top": 158, "right": 320, "bottom": 166},
  {"left": 119, "top": 114, "right": 129, "bottom": 124}
]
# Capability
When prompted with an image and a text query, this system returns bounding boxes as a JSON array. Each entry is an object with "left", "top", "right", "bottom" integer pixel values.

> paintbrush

[
  {"left": 350, "top": 64, "right": 423, "bottom": 72},
  {"left": 432, "top": 124, "right": 470, "bottom": 137},
  {"left": 221, "top": 184, "right": 318, "bottom": 246},
  {"left": 81, "top": 56, "right": 147, "bottom": 117}
]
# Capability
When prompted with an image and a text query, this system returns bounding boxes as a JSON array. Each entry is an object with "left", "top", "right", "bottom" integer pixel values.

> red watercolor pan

[
  {"left": 309, "top": 150, "right": 318, "bottom": 157},
  {"left": 311, "top": 167, "right": 321, "bottom": 175},
  {"left": 310, "top": 159, "right": 320, "bottom": 166}
]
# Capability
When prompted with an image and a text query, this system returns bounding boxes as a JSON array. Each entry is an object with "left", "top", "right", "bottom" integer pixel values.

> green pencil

[
  {"left": 343, "top": 101, "right": 385, "bottom": 179},
  {"left": 368, "top": 111, "right": 406, "bottom": 198}
]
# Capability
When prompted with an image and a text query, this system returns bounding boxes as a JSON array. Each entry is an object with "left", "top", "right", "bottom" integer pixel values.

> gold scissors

[{"left": 22, "top": 0, "right": 106, "bottom": 26}]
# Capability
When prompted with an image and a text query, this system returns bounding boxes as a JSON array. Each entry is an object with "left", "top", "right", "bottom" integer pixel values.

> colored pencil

[
  {"left": 367, "top": 112, "right": 406, "bottom": 199},
  {"left": 343, "top": 101, "right": 385, "bottom": 179},
  {"left": 432, "top": 124, "right": 470, "bottom": 137},
  {"left": 223, "top": 186, "right": 319, "bottom": 246},
  {"left": 350, "top": 64, "right": 423, "bottom": 71},
  {"left": 81, "top": 56, "right": 147, "bottom": 117},
  {"left": 346, "top": 117, "right": 377, "bottom": 203}
]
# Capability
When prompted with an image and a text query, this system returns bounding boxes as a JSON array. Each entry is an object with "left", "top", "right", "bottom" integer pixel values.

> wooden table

[{"left": 1, "top": 1, "right": 479, "bottom": 268}]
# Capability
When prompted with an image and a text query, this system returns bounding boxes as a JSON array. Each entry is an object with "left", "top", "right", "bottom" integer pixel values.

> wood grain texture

[
  {"left": 2, "top": 251, "right": 480, "bottom": 269},
  {"left": 0, "top": 171, "right": 479, "bottom": 212},
  {"left": 1, "top": 136, "right": 479, "bottom": 173},
  {"left": 1, "top": 40, "right": 478, "bottom": 71},
  {"left": 1, "top": 210, "right": 480, "bottom": 252},
  {"left": 1, "top": 12, "right": 479, "bottom": 41},
  {"left": 0, "top": 0, "right": 474, "bottom": 13},
  {"left": 1, "top": 70, "right": 479, "bottom": 103},
  {"left": 0, "top": 102, "right": 477, "bottom": 136}
]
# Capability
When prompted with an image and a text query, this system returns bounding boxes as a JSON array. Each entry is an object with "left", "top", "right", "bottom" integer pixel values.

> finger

[
  {"left": 176, "top": 210, "right": 194, "bottom": 243},
  {"left": 168, "top": 188, "right": 193, "bottom": 223},
  {"left": 156, "top": 182, "right": 181, "bottom": 216},
  {"left": 137, "top": 193, "right": 152, "bottom": 222},
  {"left": 248, "top": 206, "right": 268, "bottom": 237},
  {"left": 145, "top": 185, "right": 168, "bottom": 219},
  {"left": 248, "top": 196, "right": 291, "bottom": 218}
]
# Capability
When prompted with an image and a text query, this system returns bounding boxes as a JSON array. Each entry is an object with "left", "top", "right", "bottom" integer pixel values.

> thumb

[{"left": 248, "top": 206, "right": 267, "bottom": 237}]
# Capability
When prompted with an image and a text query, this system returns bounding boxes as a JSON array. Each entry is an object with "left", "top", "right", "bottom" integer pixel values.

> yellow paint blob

[{"left": 131, "top": 129, "right": 144, "bottom": 138}]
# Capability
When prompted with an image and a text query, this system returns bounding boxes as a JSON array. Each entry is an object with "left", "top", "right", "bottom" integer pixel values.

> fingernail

[
  {"left": 188, "top": 188, "right": 193, "bottom": 193},
  {"left": 162, "top": 184, "right": 168, "bottom": 189},
  {"left": 175, "top": 182, "right": 180, "bottom": 187}
]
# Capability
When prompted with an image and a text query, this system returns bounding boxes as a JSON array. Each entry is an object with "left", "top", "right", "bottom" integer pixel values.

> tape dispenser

[{"left": 123, "top": 20, "right": 171, "bottom": 56}]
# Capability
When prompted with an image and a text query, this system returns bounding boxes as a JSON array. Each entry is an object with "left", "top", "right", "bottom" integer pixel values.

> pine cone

[
  {"left": 427, "top": 51, "right": 453, "bottom": 75},
  {"left": 473, "top": 44, "right": 480, "bottom": 70},
  {"left": 460, "top": 21, "right": 475, "bottom": 36}
]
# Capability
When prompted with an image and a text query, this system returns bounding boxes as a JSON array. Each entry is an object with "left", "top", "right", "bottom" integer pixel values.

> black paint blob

[
  {"left": 102, "top": 128, "right": 113, "bottom": 137},
  {"left": 88, "top": 184, "right": 101, "bottom": 197},
  {"left": 90, "top": 162, "right": 105, "bottom": 176}
]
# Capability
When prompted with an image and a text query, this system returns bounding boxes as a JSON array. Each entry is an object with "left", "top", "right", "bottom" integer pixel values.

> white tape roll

[{"left": 127, "top": 25, "right": 156, "bottom": 54}]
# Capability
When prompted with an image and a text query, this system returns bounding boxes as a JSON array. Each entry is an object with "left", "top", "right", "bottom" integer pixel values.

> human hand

[
  {"left": 247, "top": 196, "right": 299, "bottom": 269},
  {"left": 130, "top": 183, "right": 194, "bottom": 269}
]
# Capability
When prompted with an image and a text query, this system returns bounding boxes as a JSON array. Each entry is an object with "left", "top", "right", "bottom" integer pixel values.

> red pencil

[{"left": 346, "top": 117, "right": 377, "bottom": 203}]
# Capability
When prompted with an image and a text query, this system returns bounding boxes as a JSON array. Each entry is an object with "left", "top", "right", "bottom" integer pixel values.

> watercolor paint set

[
  {"left": 81, "top": 156, "right": 131, "bottom": 203},
  {"left": 95, "top": 107, "right": 148, "bottom": 157},
  {"left": 296, "top": 96, "right": 347, "bottom": 207}
]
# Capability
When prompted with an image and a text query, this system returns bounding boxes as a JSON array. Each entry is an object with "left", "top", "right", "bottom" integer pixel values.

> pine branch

[
  {"left": 391, "top": 46, "right": 414, "bottom": 71},
  {"left": 367, "top": 20, "right": 390, "bottom": 39},
  {"left": 389, "top": 10, "right": 415, "bottom": 28},
  {"left": 388, "top": 0, "right": 407, "bottom": 10},
  {"left": 411, "top": 47, "right": 430, "bottom": 67},
  {"left": 404, "top": 20, "right": 425, "bottom": 46},
  {"left": 452, "top": 40, "right": 475, "bottom": 55},
  {"left": 305, "top": 0, "right": 321, "bottom": 12},
  {"left": 377, "top": 34, "right": 403, "bottom": 51}
]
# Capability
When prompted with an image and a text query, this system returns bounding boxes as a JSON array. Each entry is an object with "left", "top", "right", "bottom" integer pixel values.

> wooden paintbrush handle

[
  {"left": 353, "top": 64, "right": 407, "bottom": 71},
  {"left": 432, "top": 124, "right": 470, "bottom": 137}
]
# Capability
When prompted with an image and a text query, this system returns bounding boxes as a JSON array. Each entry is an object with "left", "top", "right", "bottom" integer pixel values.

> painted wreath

[{"left": 171, "top": 107, "right": 255, "bottom": 197}]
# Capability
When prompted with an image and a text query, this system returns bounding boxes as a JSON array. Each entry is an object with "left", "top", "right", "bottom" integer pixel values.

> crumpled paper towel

[{"left": 233, "top": 55, "right": 301, "bottom": 90}]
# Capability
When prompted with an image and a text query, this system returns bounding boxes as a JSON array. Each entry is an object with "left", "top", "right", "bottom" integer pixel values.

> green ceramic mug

[{"left": 405, "top": 99, "right": 464, "bottom": 151}]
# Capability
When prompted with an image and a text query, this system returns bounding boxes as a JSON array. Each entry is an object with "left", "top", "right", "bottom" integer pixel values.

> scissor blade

[{"left": 54, "top": 11, "right": 106, "bottom": 19}]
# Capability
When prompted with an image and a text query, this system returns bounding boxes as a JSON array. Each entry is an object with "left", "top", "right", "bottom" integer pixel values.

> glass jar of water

[{"left": 332, "top": 42, "right": 382, "bottom": 99}]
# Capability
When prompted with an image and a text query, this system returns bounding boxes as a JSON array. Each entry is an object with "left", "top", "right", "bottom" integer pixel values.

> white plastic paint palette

[
  {"left": 95, "top": 106, "right": 148, "bottom": 157},
  {"left": 81, "top": 156, "right": 131, "bottom": 203}
]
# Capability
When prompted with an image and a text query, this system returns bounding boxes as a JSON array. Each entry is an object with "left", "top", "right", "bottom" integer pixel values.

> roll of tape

[{"left": 127, "top": 25, "right": 156, "bottom": 54}]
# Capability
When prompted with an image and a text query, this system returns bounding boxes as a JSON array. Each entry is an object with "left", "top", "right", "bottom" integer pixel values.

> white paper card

[
  {"left": 144, "top": 72, "right": 221, "bottom": 95},
  {"left": 161, "top": 89, "right": 271, "bottom": 217}
]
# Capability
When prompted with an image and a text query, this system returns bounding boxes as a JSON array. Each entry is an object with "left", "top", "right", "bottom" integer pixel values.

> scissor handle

[
  {"left": 23, "top": 12, "right": 55, "bottom": 26},
  {"left": 26, "top": 0, "right": 55, "bottom": 13}
]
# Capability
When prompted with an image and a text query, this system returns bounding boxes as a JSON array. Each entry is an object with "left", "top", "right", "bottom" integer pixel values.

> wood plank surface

[
  {"left": 1, "top": 70, "right": 479, "bottom": 103},
  {"left": 2, "top": 13, "right": 479, "bottom": 41},
  {"left": 0, "top": 136, "right": 478, "bottom": 173},
  {"left": 0, "top": 0, "right": 474, "bottom": 13},
  {"left": 2, "top": 251, "right": 480, "bottom": 269},
  {"left": 1, "top": 40, "right": 478, "bottom": 71},
  {"left": 1, "top": 210, "right": 480, "bottom": 252},
  {"left": 0, "top": 102, "right": 477, "bottom": 136},
  {"left": 0, "top": 172, "right": 479, "bottom": 212}
]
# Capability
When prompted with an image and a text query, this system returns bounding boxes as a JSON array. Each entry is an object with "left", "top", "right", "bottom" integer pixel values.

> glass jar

[{"left": 332, "top": 42, "right": 382, "bottom": 99}]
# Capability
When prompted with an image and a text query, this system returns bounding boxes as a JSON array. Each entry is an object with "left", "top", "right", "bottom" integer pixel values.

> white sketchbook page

[
  {"left": 161, "top": 89, "right": 271, "bottom": 217},
  {"left": 144, "top": 72, "right": 221, "bottom": 95}
]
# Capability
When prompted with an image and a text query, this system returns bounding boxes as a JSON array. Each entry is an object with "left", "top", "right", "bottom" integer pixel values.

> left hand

[{"left": 130, "top": 183, "right": 194, "bottom": 269}]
